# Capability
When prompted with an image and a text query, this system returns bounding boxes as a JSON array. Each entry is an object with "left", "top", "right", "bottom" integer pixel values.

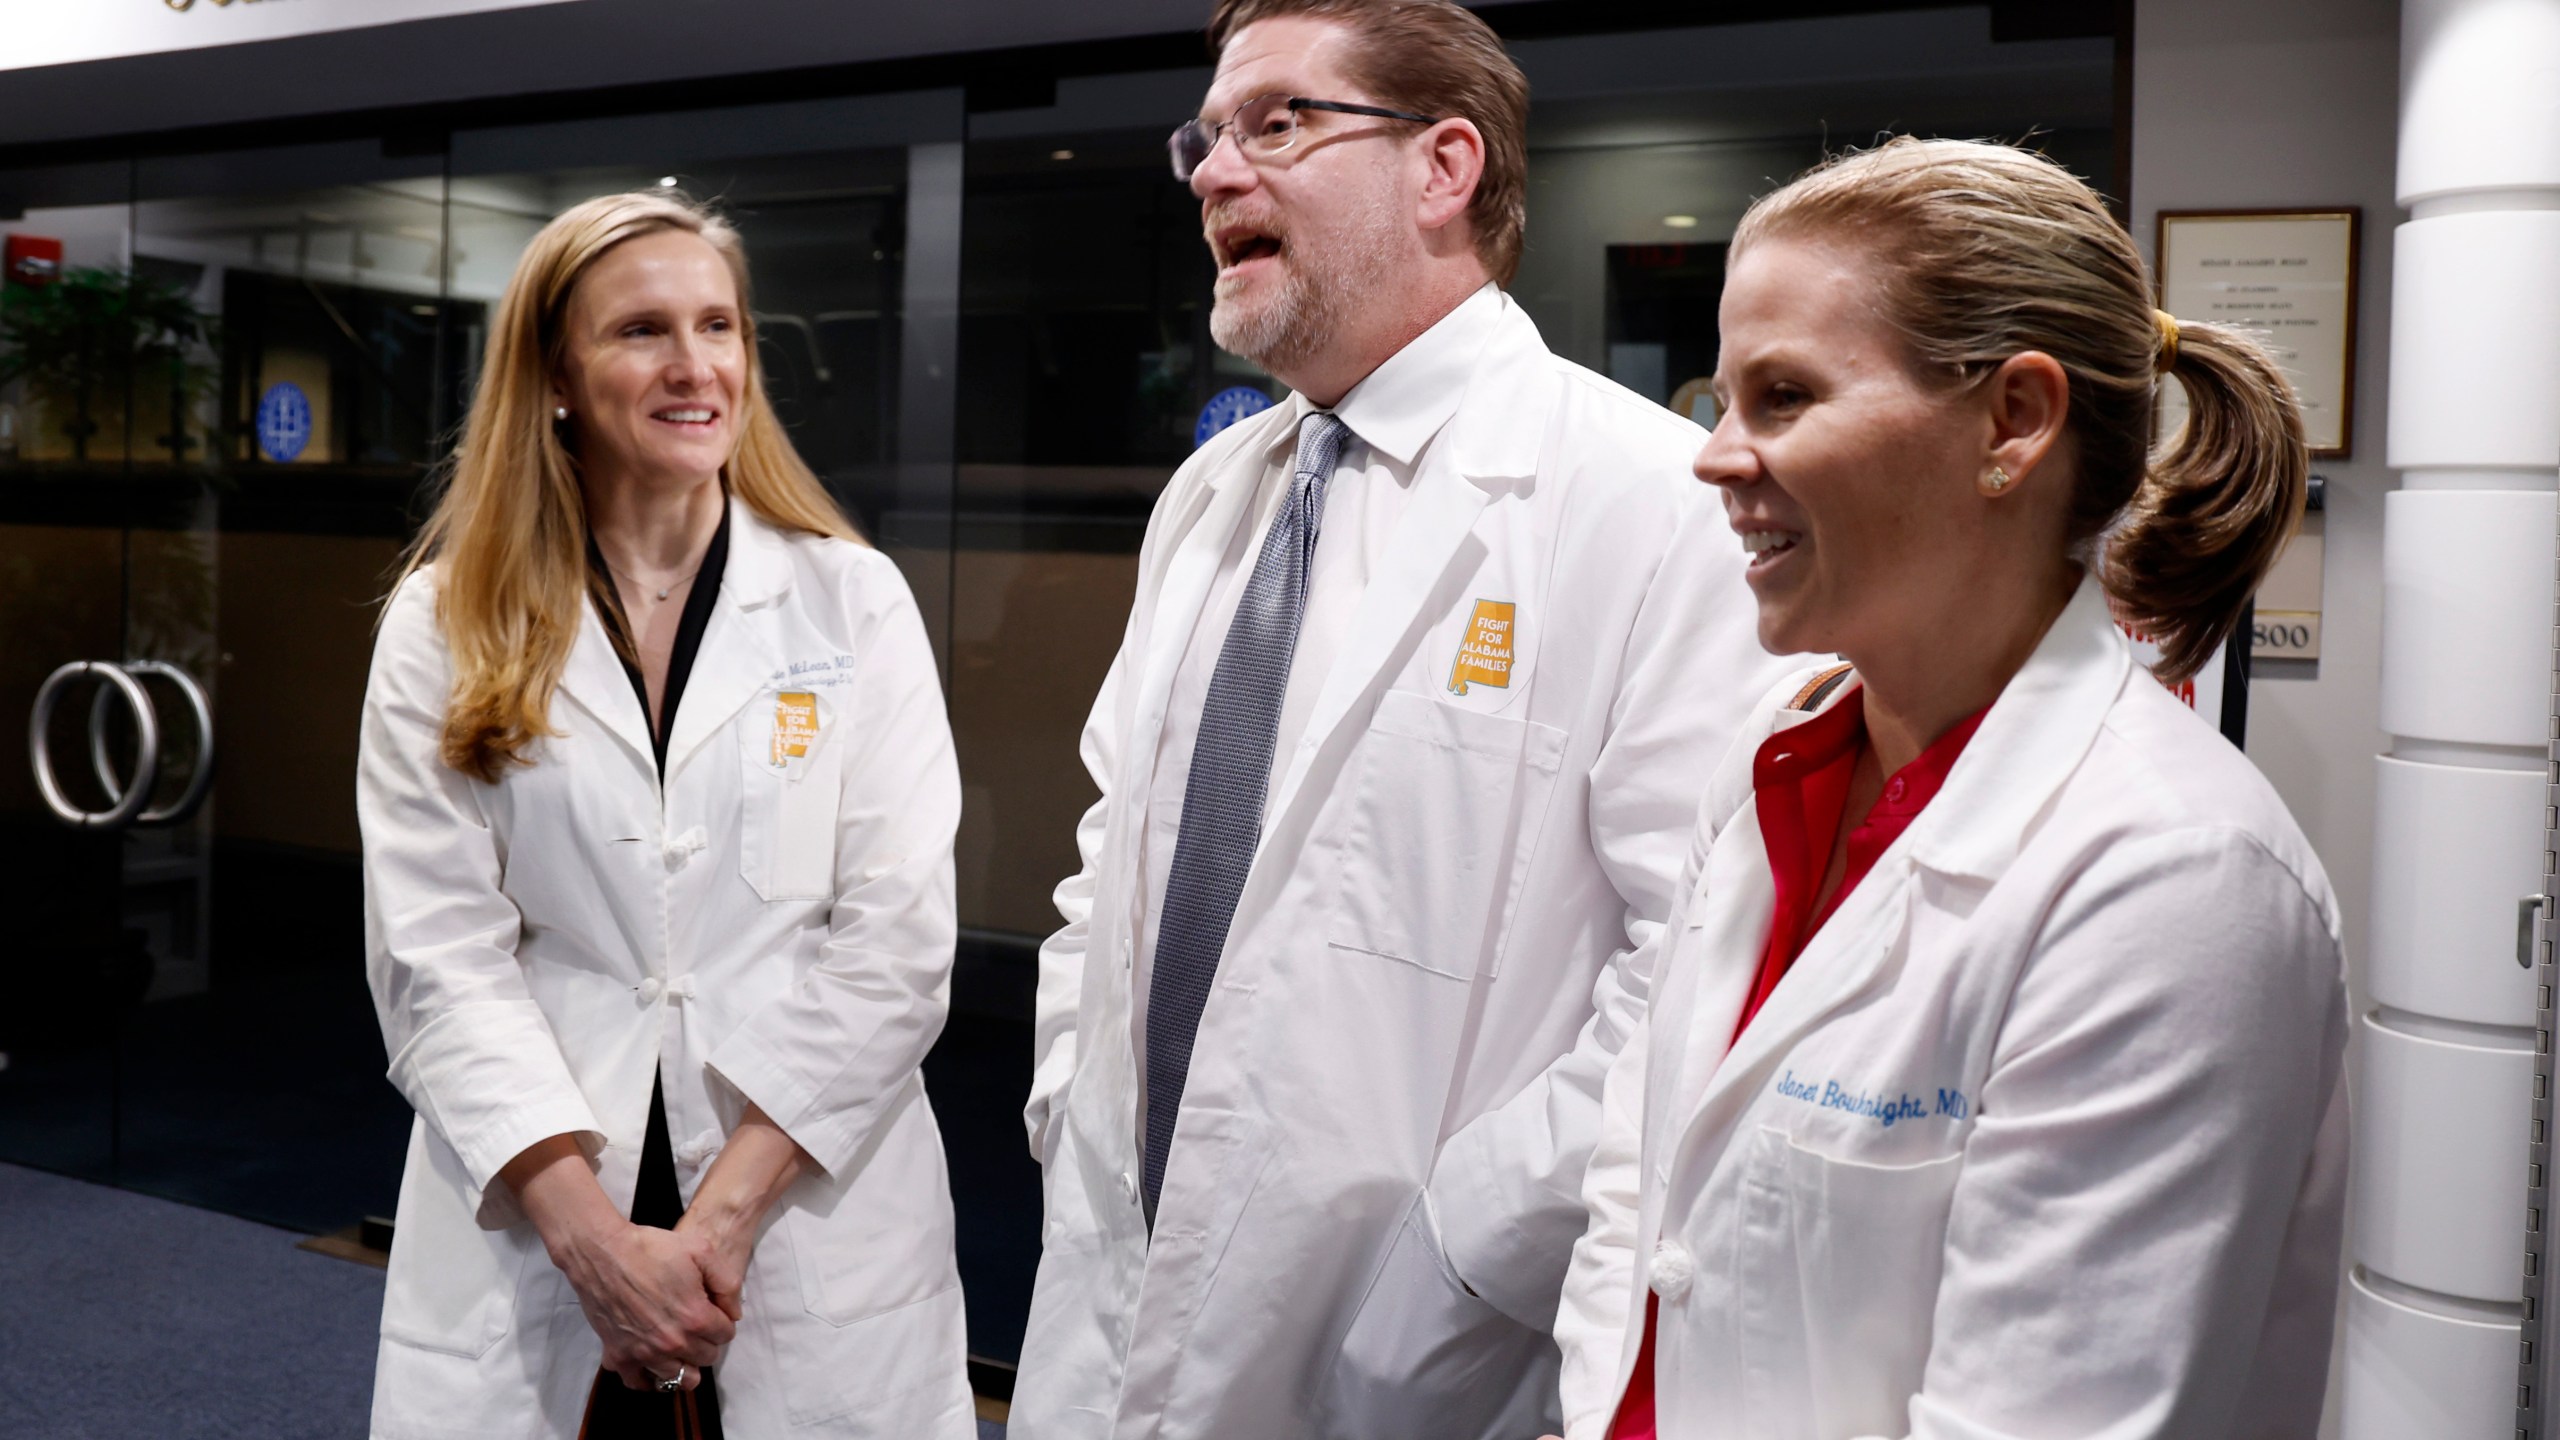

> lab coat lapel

[
  {"left": 1263, "top": 309, "right": 1554, "bottom": 829},
  {"left": 1651, "top": 706, "right": 1908, "bottom": 1183},
  {"left": 664, "top": 502, "right": 791, "bottom": 782},
  {"left": 1120, "top": 411, "right": 1294, "bottom": 820},
  {"left": 1640, "top": 700, "right": 1836, "bottom": 1147},
  {"left": 556, "top": 602, "right": 654, "bottom": 770},
  {"left": 1672, "top": 862, "right": 1915, "bottom": 1175}
]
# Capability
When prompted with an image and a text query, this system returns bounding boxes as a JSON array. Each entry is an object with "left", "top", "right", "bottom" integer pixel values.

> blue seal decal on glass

[
  {"left": 255, "top": 381, "right": 313, "bottom": 464},
  {"left": 1194, "top": 385, "right": 1274, "bottom": 448}
]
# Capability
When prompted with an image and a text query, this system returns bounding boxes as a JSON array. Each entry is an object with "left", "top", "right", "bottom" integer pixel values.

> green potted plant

[{"left": 0, "top": 265, "right": 218, "bottom": 464}]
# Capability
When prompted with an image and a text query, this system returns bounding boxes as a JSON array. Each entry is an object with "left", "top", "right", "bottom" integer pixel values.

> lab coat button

[
  {"left": 661, "top": 826, "right": 707, "bottom": 870},
  {"left": 1650, "top": 1241, "right": 1694, "bottom": 1301},
  {"left": 636, "top": 977, "right": 665, "bottom": 1005}
]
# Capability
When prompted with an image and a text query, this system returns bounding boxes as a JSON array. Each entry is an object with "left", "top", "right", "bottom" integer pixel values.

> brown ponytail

[
  {"left": 2106, "top": 320, "right": 2309, "bottom": 682},
  {"left": 1731, "top": 137, "right": 2310, "bottom": 684}
]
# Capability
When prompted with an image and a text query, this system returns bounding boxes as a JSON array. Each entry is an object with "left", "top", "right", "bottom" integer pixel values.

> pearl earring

[
  {"left": 554, "top": 405, "right": 569, "bottom": 422},
  {"left": 1983, "top": 464, "right": 2011, "bottom": 494}
]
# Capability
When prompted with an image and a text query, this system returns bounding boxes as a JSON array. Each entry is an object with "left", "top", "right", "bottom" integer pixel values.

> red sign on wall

[{"left": 3, "top": 235, "right": 63, "bottom": 287}]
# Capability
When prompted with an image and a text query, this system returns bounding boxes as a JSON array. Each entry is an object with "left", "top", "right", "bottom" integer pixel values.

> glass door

[
  {"left": 113, "top": 142, "right": 456, "bottom": 1231},
  {"left": 0, "top": 141, "right": 458, "bottom": 1231},
  {"left": 0, "top": 157, "right": 220, "bottom": 1187}
]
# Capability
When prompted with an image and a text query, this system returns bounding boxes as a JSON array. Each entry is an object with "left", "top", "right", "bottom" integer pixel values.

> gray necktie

[{"left": 1144, "top": 411, "right": 1350, "bottom": 1213}]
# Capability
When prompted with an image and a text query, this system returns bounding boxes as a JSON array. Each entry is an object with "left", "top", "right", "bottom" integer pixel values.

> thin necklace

[{"left": 602, "top": 556, "right": 701, "bottom": 603}]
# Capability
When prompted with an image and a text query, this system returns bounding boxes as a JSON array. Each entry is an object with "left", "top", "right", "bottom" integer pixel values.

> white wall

[{"left": 2131, "top": 2, "right": 2401, "bottom": 1432}]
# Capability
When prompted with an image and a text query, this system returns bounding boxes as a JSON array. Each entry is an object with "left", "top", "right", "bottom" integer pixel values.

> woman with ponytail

[
  {"left": 1550, "top": 138, "right": 2345, "bottom": 1440},
  {"left": 359, "top": 192, "right": 974, "bottom": 1439}
]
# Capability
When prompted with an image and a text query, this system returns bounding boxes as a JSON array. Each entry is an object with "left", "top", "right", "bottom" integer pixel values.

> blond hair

[
  {"left": 1732, "top": 138, "right": 2308, "bottom": 683},
  {"left": 400, "top": 191, "right": 860, "bottom": 782},
  {"left": 1207, "top": 0, "right": 1530, "bottom": 286}
]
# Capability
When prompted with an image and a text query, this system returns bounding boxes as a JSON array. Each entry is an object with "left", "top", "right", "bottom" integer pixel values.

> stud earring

[
  {"left": 1982, "top": 464, "right": 2011, "bottom": 494},
  {"left": 554, "top": 405, "right": 569, "bottom": 422}
]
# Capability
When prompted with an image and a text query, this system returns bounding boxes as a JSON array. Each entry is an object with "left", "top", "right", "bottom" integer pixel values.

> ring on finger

[{"left": 655, "top": 1364, "right": 686, "bottom": 1393}]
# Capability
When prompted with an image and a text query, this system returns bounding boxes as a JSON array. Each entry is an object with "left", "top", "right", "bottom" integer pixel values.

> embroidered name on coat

[{"left": 1774, "top": 1069, "right": 1969, "bottom": 1128}]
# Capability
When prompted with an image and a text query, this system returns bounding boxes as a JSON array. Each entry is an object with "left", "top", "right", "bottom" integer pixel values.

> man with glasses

[{"left": 1015, "top": 3, "right": 1781, "bottom": 1436}]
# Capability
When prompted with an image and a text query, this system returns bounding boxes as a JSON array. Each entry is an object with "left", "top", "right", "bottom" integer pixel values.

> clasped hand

[
  {"left": 558, "top": 1216, "right": 740, "bottom": 1391},
  {"left": 503, "top": 1111, "right": 805, "bottom": 1392}
]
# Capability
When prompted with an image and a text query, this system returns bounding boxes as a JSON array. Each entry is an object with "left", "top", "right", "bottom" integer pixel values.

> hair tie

[{"left": 2153, "top": 309, "right": 2181, "bottom": 375}]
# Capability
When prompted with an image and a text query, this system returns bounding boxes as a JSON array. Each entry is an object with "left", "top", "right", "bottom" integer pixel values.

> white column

[{"left": 2344, "top": 1, "right": 2560, "bottom": 1435}]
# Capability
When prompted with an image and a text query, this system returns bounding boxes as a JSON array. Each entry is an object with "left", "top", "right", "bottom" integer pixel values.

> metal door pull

[{"left": 28, "top": 659, "right": 216, "bottom": 831}]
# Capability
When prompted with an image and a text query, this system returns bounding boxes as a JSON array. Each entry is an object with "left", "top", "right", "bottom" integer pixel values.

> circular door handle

[
  {"left": 86, "top": 660, "right": 214, "bottom": 827},
  {"left": 30, "top": 661, "right": 161, "bottom": 831}
]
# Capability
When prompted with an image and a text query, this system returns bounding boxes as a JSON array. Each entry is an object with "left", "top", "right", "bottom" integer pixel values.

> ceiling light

[
  {"left": 657, "top": 175, "right": 680, "bottom": 188},
  {"left": 1051, "top": 149, "right": 1075, "bottom": 161},
  {"left": 1663, "top": 214, "right": 1700, "bottom": 229}
]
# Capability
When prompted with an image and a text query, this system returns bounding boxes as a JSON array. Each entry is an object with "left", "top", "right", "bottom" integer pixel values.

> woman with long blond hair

[
  {"left": 358, "top": 191, "right": 975, "bottom": 1439},
  {"left": 1551, "top": 138, "right": 2346, "bottom": 1439}
]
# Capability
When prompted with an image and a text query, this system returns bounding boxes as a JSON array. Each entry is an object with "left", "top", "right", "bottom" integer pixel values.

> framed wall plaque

[{"left": 2156, "top": 208, "right": 2361, "bottom": 458}]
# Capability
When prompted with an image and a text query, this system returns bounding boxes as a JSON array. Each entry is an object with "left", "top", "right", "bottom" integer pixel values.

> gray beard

[
  {"left": 1209, "top": 260, "right": 1331, "bottom": 375},
  {"left": 1209, "top": 191, "right": 1402, "bottom": 377}
]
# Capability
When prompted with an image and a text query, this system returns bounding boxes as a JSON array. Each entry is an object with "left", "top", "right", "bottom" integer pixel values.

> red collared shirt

[{"left": 1607, "top": 688, "right": 1986, "bottom": 1440}]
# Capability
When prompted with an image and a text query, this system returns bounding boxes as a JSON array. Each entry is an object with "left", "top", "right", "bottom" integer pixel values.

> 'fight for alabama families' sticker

[
  {"left": 1448, "top": 600, "right": 1516, "bottom": 696},
  {"left": 771, "top": 692, "right": 820, "bottom": 767}
]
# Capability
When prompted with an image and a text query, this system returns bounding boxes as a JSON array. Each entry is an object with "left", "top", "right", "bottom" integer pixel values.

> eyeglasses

[{"left": 1169, "top": 93, "right": 1442, "bottom": 182}]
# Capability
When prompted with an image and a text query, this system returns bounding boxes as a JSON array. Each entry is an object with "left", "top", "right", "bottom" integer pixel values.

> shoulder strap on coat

[{"left": 1789, "top": 662, "right": 1856, "bottom": 712}]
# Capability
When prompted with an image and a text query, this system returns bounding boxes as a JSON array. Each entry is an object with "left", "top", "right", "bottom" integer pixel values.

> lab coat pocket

[
  {"left": 736, "top": 687, "right": 844, "bottom": 903},
  {"left": 1780, "top": 1133, "right": 1964, "bottom": 1435},
  {"left": 377, "top": 1125, "right": 538, "bottom": 1360},
  {"left": 1326, "top": 689, "right": 1566, "bottom": 979},
  {"left": 780, "top": 1082, "right": 956, "bottom": 1328},
  {"left": 762, "top": 1090, "right": 966, "bottom": 1428},
  {"left": 763, "top": 1224, "right": 968, "bottom": 1429}
]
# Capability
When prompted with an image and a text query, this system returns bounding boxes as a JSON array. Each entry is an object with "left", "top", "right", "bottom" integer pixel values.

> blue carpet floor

[
  {"left": 0, "top": 1162, "right": 382, "bottom": 1437},
  {"left": 0, "top": 1163, "right": 1005, "bottom": 1438}
]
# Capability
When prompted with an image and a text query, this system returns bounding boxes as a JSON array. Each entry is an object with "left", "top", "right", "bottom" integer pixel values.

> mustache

[{"left": 1202, "top": 202, "right": 1288, "bottom": 246}]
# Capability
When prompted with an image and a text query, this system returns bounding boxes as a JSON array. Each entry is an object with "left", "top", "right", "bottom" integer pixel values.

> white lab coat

[
  {"left": 1013, "top": 296, "right": 1787, "bottom": 1440},
  {"left": 1553, "top": 578, "right": 2350, "bottom": 1440},
  {"left": 358, "top": 502, "right": 975, "bottom": 1440}
]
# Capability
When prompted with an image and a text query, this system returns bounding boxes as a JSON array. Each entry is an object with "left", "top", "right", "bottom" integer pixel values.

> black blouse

[{"left": 591, "top": 502, "right": 733, "bottom": 778}]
